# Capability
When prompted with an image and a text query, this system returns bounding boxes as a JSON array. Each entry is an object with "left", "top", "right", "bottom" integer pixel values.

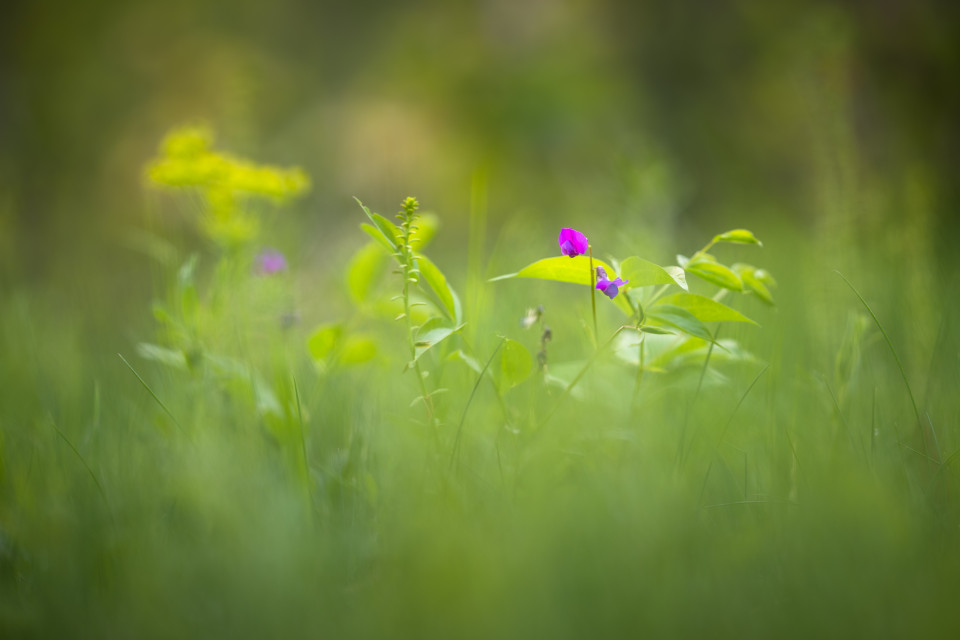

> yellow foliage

[{"left": 144, "top": 124, "right": 311, "bottom": 245}]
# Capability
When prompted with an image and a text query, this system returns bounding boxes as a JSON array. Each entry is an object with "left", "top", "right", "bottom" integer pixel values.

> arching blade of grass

[
  {"left": 292, "top": 375, "right": 314, "bottom": 515},
  {"left": 450, "top": 337, "right": 505, "bottom": 474},
  {"left": 118, "top": 352, "right": 184, "bottom": 433},
  {"left": 50, "top": 418, "right": 113, "bottom": 523},
  {"left": 697, "top": 364, "right": 769, "bottom": 508},
  {"left": 835, "top": 272, "right": 939, "bottom": 463},
  {"left": 675, "top": 327, "right": 720, "bottom": 467}
]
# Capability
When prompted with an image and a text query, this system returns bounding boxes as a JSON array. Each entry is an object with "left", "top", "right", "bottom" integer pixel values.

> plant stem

[
  {"left": 588, "top": 244, "right": 598, "bottom": 344},
  {"left": 404, "top": 276, "right": 435, "bottom": 424},
  {"left": 537, "top": 325, "right": 630, "bottom": 430}
]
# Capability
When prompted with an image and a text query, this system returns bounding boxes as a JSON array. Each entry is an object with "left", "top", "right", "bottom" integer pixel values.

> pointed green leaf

[
  {"left": 753, "top": 269, "right": 777, "bottom": 288},
  {"left": 417, "top": 254, "right": 458, "bottom": 321},
  {"left": 713, "top": 229, "right": 762, "bottom": 246},
  {"left": 646, "top": 305, "right": 719, "bottom": 345},
  {"left": 685, "top": 257, "right": 743, "bottom": 291},
  {"left": 361, "top": 223, "right": 397, "bottom": 254},
  {"left": 655, "top": 293, "right": 758, "bottom": 325},
  {"left": 369, "top": 213, "right": 401, "bottom": 248},
  {"left": 355, "top": 198, "right": 400, "bottom": 250},
  {"left": 490, "top": 255, "right": 613, "bottom": 286},
  {"left": 619, "top": 256, "right": 688, "bottom": 291},
  {"left": 733, "top": 264, "right": 775, "bottom": 306},
  {"left": 136, "top": 343, "right": 188, "bottom": 370},
  {"left": 498, "top": 338, "right": 532, "bottom": 391},
  {"left": 409, "top": 318, "right": 464, "bottom": 367},
  {"left": 346, "top": 242, "right": 388, "bottom": 304},
  {"left": 639, "top": 326, "right": 675, "bottom": 335},
  {"left": 491, "top": 255, "right": 633, "bottom": 315},
  {"left": 447, "top": 349, "right": 483, "bottom": 374}
]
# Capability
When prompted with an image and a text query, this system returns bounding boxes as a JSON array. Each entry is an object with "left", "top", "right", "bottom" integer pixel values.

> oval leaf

[
  {"left": 409, "top": 318, "right": 464, "bottom": 368},
  {"left": 498, "top": 338, "right": 532, "bottom": 391},
  {"left": 655, "top": 293, "right": 758, "bottom": 325},
  {"left": 619, "top": 256, "right": 688, "bottom": 291},
  {"left": 346, "top": 242, "right": 388, "bottom": 304},
  {"left": 713, "top": 229, "right": 762, "bottom": 246},
  {"left": 308, "top": 324, "right": 343, "bottom": 361},
  {"left": 338, "top": 335, "right": 377, "bottom": 365}
]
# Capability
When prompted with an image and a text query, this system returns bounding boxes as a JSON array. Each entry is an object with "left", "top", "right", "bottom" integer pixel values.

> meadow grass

[{"left": 1, "top": 160, "right": 958, "bottom": 638}]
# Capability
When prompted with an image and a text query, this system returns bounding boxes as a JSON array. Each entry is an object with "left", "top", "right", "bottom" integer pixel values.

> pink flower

[
  {"left": 595, "top": 266, "right": 628, "bottom": 299},
  {"left": 255, "top": 249, "right": 287, "bottom": 275},
  {"left": 558, "top": 228, "right": 589, "bottom": 257}
]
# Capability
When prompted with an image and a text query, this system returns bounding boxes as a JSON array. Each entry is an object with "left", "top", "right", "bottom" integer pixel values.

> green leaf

[
  {"left": 409, "top": 318, "right": 464, "bottom": 367},
  {"left": 713, "top": 229, "right": 762, "bottom": 246},
  {"left": 177, "top": 254, "right": 199, "bottom": 320},
  {"left": 646, "top": 305, "right": 719, "bottom": 344},
  {"left": 346, "top": 242, "right": 388, "bottom": 304},
  {"left": 307, "top": 324, "right": 343, "bottom": 361},
  {"left": 417, "top": 254, "right": 458, "bottom": 321},
  {"left": 369, "top": 213, "right": 401, "bottom": 249},
  {"left": 685, "top": 256, "right": 743, "bottom": 292},
  {"left": 447, "top": 349, "right": 483, "bottom": 374},
  {"left": 136, "top": 343, "right": 188, "bottom": 370},
  {"left": 491, "top": 255, "right": 633, "bottom": 315},
  {"left": 733, "top": 264, "right": 775, "bottom": 306},
  {"left": 619, "top": 256, "right": 688, "bottom": 291},
  {"left": 655, "top": 293, "right": 758, "bottom": 325},
  {"left": 338, "top": 335, "right": 377, "bottom": 365},
  {"left": 639, "top": 326, "right": 675, "bottom": 335},
  {"left": 490, "top": 255, "right": 614, "bottom": 286},
  {"left": 753, "top": 269, "right": 777, "bottom": 288},
  {"left": 361, "top": 223, "right": 397, "bottom": 254},
  {"left": 355, "top": 198, "right": 400, "bottom": 250},
  {"left": 498, "top": 338, "right": 532, "bottom": 391}
]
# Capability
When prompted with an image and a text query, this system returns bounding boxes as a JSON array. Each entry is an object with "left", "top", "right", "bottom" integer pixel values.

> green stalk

[{"left": 588, "top": 244, "right": 598, "bottom": 345}]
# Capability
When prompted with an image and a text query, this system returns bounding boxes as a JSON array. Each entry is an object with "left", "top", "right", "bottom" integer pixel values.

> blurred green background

[
  {"left": 3, "top": 0, "right": 958, "bottom": 290},
  {"left": 2, "top": 0, "right": 960, "bottom": 638}
]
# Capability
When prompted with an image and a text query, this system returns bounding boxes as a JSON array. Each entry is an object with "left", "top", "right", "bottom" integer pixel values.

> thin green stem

[
  {"left": 291, "top": 375, "right": 314, "bottom": 517},
  {"left": 404, "top": 276, "right": 435, "bottom": 423},
  {"left": 538, "top": 326, "right": 630, "bottom": 430},
  {"left": 588, "top": 244, "right": 598, "bottom": 345},
  {"left": 118, "top": 353, "right": 184, "bottom": 432}
]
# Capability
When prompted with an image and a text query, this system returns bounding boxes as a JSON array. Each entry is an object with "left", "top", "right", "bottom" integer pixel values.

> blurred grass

[
  {"left": 2, "top": 212, "right": 959, "bottom": 638},
  {"left": 2, "top": 0, "right": 960, "bottom": 637}
]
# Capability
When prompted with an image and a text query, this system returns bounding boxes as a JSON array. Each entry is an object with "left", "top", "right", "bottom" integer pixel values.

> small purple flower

[
  {"left": 558, "top": 228, "right": 589, "bottom": 257},
  {"left": 595, "top": 266, "right": 628, "bottom": 299},
  {"left": 255, "top": 249, "right": 287, "bottom": 276}
]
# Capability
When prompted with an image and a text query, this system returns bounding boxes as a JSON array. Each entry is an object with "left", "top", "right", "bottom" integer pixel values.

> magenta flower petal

[
  {"left": 558, "top": 228, "right": 589, "bottom": 257},
  {"left": 596, "top": 274, "right": 628, "bottom": 299},
  {"left": 255, "top": 249, "right": 287, "bottom": 276}
]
